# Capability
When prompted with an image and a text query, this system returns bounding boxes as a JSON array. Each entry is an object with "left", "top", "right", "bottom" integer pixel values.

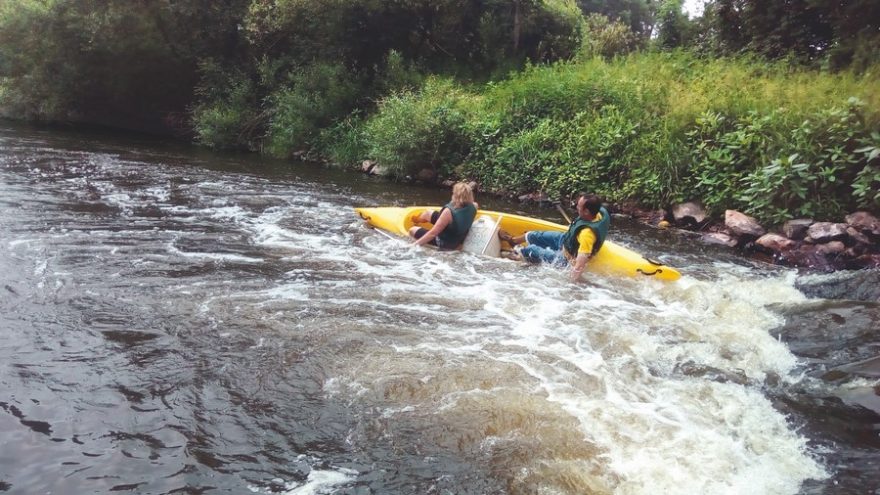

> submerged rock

[
  {"left": 701, "top": 232, "right": 737, "bottom": 247},
  {"left": 415, "top": 167, "right": 436, "bottom": 183},
  {"left": 795, "top": 269, "right": 880, "bottom": 302}
]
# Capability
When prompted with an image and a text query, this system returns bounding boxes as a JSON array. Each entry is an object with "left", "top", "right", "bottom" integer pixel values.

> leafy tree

[
  {"left": 244, "top": 0, "right": 582, "bottom": 75},
  {"left": 699, "top": 0, "right": 879, "bottom": 68},
  {"left": 579, "top": 14, "right": 642, "bottom": 59},
  {"left": 576, "top": 0, "right": 655, "bottom": 36},
  {"left": 655, "top": 0, "right": 695, "bottom": 49},
  {"left": 0, "top": 0, "right": 249, "bottom": 130}
]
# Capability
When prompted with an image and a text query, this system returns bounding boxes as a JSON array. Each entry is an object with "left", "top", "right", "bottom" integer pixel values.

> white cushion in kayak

[{"left": 461, "top": 214, "right": 501, "bottom": 257}]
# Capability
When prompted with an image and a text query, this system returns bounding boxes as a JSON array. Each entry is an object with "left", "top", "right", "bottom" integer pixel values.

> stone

[
  {"left": 852, "top": 254, "right": 880, "bottom": 269},
  {"left": 782, "top": 219, "right": 813, "bottom": 240},
  {"left": 725, "top": 210, "right": 765, "bottom": 237},
  {"left": 846, "top": 226, "right": 871, "bottom": 246},
  {"left": 806, "top": 222, "right": 848, "bottom": 243},
  {"left": 701, "top": 232, "right": 737, "bottom": 247},
  {"left": 845, "top": 211, "right": 880, "bottom": 236},
  {"left": 755, "top": 233, "right": 796, "bottom": 252},
  {"left": 796, "top": 267, "right": 880, "bottom": 300},
  {"left": 361, "top": 160, "right": 376, "bottom": 173},
  {"left": 778, "top": 245, "right": 833, "bottom": 270},
  {"left": 671, "top": 202, "right": 707, "bottom": 227},
  {"left": 816, "top": 241, "right": 846, "bottom": 256}
]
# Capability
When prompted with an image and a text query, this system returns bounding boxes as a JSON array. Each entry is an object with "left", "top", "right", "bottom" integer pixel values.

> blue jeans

[{"left": 521, "top": 231, "right": 567, "bottom": 266}]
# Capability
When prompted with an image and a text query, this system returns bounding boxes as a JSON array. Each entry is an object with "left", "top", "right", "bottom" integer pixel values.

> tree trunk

[{"left": 513, "top": 0, "right": 521, "bottom": 53}]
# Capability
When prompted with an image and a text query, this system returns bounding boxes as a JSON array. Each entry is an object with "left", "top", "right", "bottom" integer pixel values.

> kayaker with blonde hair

[{"left": 409, "top": 182, "right": 478, "bottom": 250}]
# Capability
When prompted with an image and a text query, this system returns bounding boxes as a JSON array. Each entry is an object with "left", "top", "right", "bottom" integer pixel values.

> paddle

[{"left": 555, "top": 202, "right": 572, "bottom": 224}]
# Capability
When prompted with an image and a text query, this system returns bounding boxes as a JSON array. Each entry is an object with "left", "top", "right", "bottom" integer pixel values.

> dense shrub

[
  {"left": 317, "top": 113, "right": 368, "bottom": 168},
  {"left": 363, "top": 79, "right": 474, "bottom": 178},
  {"left": 577, "top": 14, "right": 641, "bottom": 59},
  {"left": 738, "top": 100, "right": 880, "bottom": 222},
  {"left": 265, "top": 63, "right": 363, "bottom": 158},
  {"left": 447, "top": 53, "right": 878, "bottom": 220},
  {"left": 192, "top": 61, "right": 263, "bottom": 150}
]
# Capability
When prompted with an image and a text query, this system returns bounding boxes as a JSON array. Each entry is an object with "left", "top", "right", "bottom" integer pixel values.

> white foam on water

[
  {"left": 318, "top": 226, "right": 829, "bottom": 494},
  {"left": 165, "top": 242, "right": 264, "bottom": 263},
  {"left": 281, "top": 468, "right": 358, "bottom": 495}
]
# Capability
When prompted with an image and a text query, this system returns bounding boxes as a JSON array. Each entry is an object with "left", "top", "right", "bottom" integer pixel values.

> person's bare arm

[
  {"left": 413, "top": 209, "right": 452, "bottom": 246},
  {"left": 570, "top": 253, "right": 590, "bottom": 282}
]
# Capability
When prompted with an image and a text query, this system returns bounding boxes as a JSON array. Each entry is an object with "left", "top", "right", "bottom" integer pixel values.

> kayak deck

[{"left": 355, "top": 206, "right": 681, "bottom": 281}]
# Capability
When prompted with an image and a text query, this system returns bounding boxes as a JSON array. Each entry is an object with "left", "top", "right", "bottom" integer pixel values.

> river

[{"left": 0, "top": 123, "right": 877, "bottom": 495}]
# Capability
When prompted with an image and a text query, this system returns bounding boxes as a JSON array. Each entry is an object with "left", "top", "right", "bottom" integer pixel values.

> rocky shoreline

[
  {"left": 574, "top": 198, "right": 879, "bottom": 272},
  {"left": 654, "top": 203, "right": 879, "bottom": 271}
]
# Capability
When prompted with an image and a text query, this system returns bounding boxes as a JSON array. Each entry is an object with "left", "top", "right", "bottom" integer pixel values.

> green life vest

[
  {"left": 437, "top": 202, "right": 477, "bottom": 249},
  {"left": 562, "top": 207, "right": 610, "bottom": 256}
]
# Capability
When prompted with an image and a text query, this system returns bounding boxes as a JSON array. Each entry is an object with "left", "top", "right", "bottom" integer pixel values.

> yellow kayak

[{"left": 355, "top": 206, "right": 681, "bottom": 281}]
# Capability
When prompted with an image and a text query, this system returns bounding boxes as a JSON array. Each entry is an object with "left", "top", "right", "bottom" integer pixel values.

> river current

[{"left": 0, "top": 124, "right": 877, "bottom": 494}]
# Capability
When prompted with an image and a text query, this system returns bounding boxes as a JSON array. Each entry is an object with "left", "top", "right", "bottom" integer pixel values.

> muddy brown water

[{"left": 0, "top": 123, "right": 878, "bottom": 494}]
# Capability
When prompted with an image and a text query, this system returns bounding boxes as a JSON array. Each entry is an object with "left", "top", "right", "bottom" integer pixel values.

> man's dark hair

[{"left": 577, "top": 192, "right": 603, "bottom": 216}]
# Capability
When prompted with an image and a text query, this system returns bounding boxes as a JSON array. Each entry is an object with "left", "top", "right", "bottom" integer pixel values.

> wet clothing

[
  {"left": 520, "top": 231, "right": 567, "bottom": 265},
  {"left": 562, "top": 208, "right": 609, "bottom": 257},
  {"left": 413, "top": 202, "right": 477, "bottom": 250},
  {"left": 520, "top": 210, "right": 608, "bottom": 265}
]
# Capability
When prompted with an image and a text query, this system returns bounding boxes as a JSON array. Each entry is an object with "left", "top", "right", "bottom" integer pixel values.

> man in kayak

[
  {"left": 498, "top": 193, "right": 609, "bottom": 282},
  {"left": 409, "top": 182, "right": 478, "bottom": 250}
]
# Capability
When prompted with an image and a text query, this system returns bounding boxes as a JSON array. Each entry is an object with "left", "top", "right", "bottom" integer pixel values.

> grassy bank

[{"left": 331, "top": 52, "right": 879, "bottom": 224}]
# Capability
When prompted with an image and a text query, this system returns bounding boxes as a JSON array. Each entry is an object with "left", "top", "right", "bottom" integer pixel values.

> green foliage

[
  {"left": 191, "top": 61, "right": 262, "bottom": 150},
  {"left": 0, "top": 0, "right": 248, "bottom": 128},
  {"left": 685, "top": 110, "right": 786, "bottom": 213},
  {"left": 437, "top": 52, "right": 876, "bottom": 219},
  {"left": 265, "top": 62, "right": 363, "bottom": 158},
  {"left": 244, "top": 0, "right": 582, "bottom": 74},
  {"left": 689, "top": 99, "right": 880, "bottom": 223},
  {"left": 700, "top": 0, "right": 880, "bottom": 69},
  {"left": 363, "top": 79, "right": 473, "bottom": 178},
  {"left": 575, "top": 0, "right": 654, "bottom": 36},
  {"left": 578, "top": 14, "right": 641, "bottom": 59},
  {"left": 852, "top": 132, "right": 880, "bottom": 208},
  {"left": 317, "top": 113, "right": 368, "bottom": 168},
  {"left": 373, "top": 50, "right": 425, "bottom": 95},
  {"left": 654, "top": 0, "right": 697, "bottom": 50}
]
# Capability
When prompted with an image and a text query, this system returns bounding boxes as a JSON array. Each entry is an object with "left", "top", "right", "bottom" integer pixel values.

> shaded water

[{"left": 0, "top": 124, "right": 877, "bottom": 494}]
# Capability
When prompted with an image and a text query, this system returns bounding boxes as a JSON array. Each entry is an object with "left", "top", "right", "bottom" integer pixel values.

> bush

[
  {"left": 577, "top": 14, "right": 642, "bottom": 60},
  {"left": 363, "top": 79, "right": 474, "bottom": 178},
  {"left": 265, "top": 62, "right": 363, "bottom": 158},
  {"left": 191, "top": 61, "right": 263, "bottom": 150},
  {"left": 317, "top": 113, "right": 368, "bottom": 168},
  {"left": 738, "top": 100, "right": 880, "bottom": 222}
]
